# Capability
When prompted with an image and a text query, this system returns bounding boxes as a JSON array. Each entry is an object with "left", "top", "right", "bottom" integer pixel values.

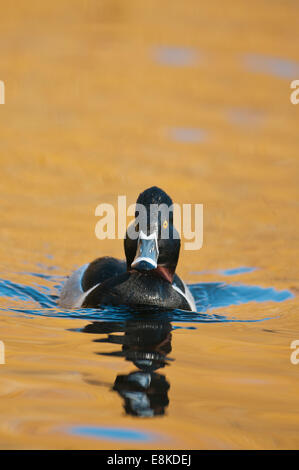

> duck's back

[
  {"left": 58, "top": 257, "right": 126, "bottom": 308},
  {"left": 81, "top": 257, "right": 126, "bottom": 290}
]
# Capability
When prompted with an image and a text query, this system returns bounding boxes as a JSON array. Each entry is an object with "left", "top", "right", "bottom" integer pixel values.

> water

[
  {"left": 218, "top": 266, "right": 257, "bottom": 275},
  {"left": 153, "top": 46, "right": 199, "bottom": 66},
  {"left": 68, "top": 425, "right": 158, "bottom": 442},
  {"left": 244, "top": 53, "right": 299, "bottom": 79},
  {"left": 226, "top": 109, "right": 264, "bottom": 128},
  {"left": 0, "top": 267, "right": 294, "bottom": 424},
  {"left": 168, "top": 127, "right": 207, "bottom": 143},
  {"left": 0, "top": 0, "right": 298, "bottom": 450}
]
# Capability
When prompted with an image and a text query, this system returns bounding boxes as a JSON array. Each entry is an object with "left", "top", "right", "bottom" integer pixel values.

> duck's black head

[{"left": 124, "top": 186, "right": 180, "bottom": 283}]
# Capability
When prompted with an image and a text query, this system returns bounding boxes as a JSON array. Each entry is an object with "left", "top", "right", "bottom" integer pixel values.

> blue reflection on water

[
  {"left": 220, "top": 267, "right": 257, "bottom": 275},
  {"left": 244, "top": 54, "right": 299, "bottom": 79},
  {"left": 169, "top": 127, "right": 206, "bottom": 143},
  {"left": 227, "top": 108, "right": 264, "bottom": 128},
  {"left": 69, "top": 425, "right": 156, "bottom": 442},
  {"left": 0, "top": 278, "right": 56, "bottom": 308},
  {"left": 190, "top": 281, "right": 293, "bottom": 312},
  {"left": 154, "top": 46, "right": 198, "bottom": 66}
]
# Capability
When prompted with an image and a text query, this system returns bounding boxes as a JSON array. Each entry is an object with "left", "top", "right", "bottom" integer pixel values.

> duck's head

[{"left": 124, "top": 186, "right": 180, "bottom": 283}]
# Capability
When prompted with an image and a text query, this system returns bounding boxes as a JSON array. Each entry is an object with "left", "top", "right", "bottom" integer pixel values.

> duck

[{"left": 58, "top": 186, "right": 196, "bottom": 311}]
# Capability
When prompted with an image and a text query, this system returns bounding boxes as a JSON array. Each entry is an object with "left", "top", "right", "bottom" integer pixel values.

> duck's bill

[{"left": 131, "top": 231, "right": 159, "bottom": 271}]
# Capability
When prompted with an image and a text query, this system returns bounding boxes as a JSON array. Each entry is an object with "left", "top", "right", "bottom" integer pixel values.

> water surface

[
  {"left": 0, "top": 0, "right": 298, "bottom": 451},
  {"left": 0, "top": 268, "right": 294, "bottom": 426}
]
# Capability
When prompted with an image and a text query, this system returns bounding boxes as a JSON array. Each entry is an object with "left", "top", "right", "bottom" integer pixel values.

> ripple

[
  {"left": 0, "top": 269, "right": 294, "bottom": 324},
  {"left": 169, "top": 127, "right": 206, "bottom": 143},
  {"left": 153, "top": 46, "right": 199, "bottom": 66},
  {"left": 191, "top": 266, "right": 257, "bottom": 276},
  {"left": 244, "top": 54, "right": 299, "bottom": 79},
  {"left": 68, "top": 425, "right": 158, "bottom": 442},
  {"left": 227, "top": 108, "right": 264, "bottom": 128},
  {"left": 219, "top": 267, "right": 257, "bottom": 275},
  {"left": 190, "top": 281, "right": 293, "bottom": 311}
]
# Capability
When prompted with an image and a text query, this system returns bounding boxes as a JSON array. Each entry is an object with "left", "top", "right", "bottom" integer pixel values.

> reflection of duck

[
  {"left": 81, "top": 320, "right": 172, "bottom": 417},
  {"left": 113, "top": 372, "right": 169, "bottom": 418},
  {"left": 59, "top": 186, "right": 196, "bottom": 311}
]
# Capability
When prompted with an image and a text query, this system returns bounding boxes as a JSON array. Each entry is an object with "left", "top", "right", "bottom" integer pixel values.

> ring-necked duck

[{"left": 59, "top": 186, "right": 196, "bottom": 311}]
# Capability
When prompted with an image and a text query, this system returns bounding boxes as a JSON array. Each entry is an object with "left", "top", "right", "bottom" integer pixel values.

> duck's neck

[
  {"left": 154, "top": 266, "right": 174, "bottom": 283},
  {"left": 129, "top": 265, "right": 175, "bottom": 284}
]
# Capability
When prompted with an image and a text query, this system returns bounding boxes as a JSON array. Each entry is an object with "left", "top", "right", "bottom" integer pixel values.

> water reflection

[
  {"left": 244, "top": 54, "right": 299, "bottom": 79},
  {"left": 153, "top": 46, "right": 199, "bottom": 66},
  {"left": 81, "top": 319, "right": 172, "bottom": 417},
  {"left": 169, "top": 127, "right": 206, "bottom": 143}
]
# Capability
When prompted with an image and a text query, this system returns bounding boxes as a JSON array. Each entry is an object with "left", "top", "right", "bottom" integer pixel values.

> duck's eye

[{"left": 163, "top": 220, "right": 168, "bottom": 229}]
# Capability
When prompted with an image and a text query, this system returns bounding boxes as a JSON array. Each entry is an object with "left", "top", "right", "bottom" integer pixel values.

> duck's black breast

[{"left": 82, "top": 271, "right": 191, "bottom": 311}]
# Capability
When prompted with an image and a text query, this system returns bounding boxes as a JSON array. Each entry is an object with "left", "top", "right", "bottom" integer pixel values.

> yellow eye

[{"left": 163, "top": 220, "right": 168, "bottom": 229}]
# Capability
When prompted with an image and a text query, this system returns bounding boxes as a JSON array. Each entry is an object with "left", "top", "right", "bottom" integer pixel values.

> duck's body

[
  {"left": 59, "top": 187, "right": 196, "bottom": 312},
  {"left": 59, "top": 256, "right": 196, "bottom": 310}
]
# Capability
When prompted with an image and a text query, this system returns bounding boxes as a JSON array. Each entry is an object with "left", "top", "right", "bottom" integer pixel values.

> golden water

[{"left": 0, "top": 0, "right": 298, "bottom": 449}]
